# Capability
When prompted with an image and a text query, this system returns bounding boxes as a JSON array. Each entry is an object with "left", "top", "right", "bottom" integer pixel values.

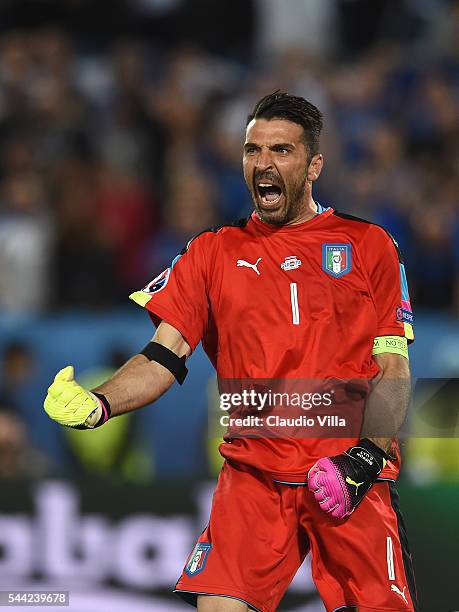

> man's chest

[{"left": 211, "top": 235, "right": 373, "bottom": 329}]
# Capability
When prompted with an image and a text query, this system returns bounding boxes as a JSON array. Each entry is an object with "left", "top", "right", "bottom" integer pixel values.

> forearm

[
  {"left": 92, "top": 354, "right": 175, "bottom": 417},
  {"left": 92, "top": 320, "right": 191, "bottom": 418},
  {"left": 309, "top": 353, "right": 411, "bottom": 519},
  {"left": 43, "top": 321, "right": 191, "bottom": 428},
  {"left": 362, "top": 355, "right": 411, "bottom": 453}
]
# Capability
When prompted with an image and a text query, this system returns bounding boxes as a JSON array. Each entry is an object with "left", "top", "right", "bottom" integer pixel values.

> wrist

[
  {"left": 88, "top": 392, "right": 111, "bottom": 427},
  {"left": 345, "top": 438, "right": 388, "bottom": 478}
]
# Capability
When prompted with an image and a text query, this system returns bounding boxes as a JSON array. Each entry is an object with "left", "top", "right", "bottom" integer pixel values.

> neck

[{"left": 284, "top": 195, "right": 318, "bottom": 226}]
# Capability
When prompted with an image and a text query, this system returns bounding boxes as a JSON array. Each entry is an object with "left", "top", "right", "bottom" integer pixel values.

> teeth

[{"left": 259, "top": 183, "right": 273, "bottom": 187}]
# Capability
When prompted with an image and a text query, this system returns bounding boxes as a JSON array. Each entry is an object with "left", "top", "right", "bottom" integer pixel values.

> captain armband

[
  {"left": 140, "top": 341, "right": 188, "bottom": 385},
  {"left": 372, "top": 336, "right": 409, "bottom": 360}
]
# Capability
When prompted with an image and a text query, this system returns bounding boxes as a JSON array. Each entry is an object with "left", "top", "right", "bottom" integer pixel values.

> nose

[{"left": 255, "top": 147, "right": 273, "bottom": 171}]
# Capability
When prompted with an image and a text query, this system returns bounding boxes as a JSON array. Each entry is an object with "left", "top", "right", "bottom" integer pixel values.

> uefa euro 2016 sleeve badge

[
  {"left": 322, "top": 243, "right": 352, "bottom": 278},
  {"left": 142, "top": 267, "right": 171, "bottom": 294},
  {"left": 184, "top": 542, "right": 212, "bottom": 577}
]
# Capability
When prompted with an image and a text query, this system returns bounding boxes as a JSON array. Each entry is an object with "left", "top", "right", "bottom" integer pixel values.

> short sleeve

[
  {"left": 364, "top": 225, "right": 414, "bottom": 342},
  {"left": 129, "top": 233, "right": 212, "bottom": 351}
]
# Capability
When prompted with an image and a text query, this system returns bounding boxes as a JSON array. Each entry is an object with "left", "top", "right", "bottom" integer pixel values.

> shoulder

[
  {"left": 180, "top": 216, "right": 251, "bottom": 255},
  {"left": 331, "top": 210, "right": 402, "bottom": 262}
]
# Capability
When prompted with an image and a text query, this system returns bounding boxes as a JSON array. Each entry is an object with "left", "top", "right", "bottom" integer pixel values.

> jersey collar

[{"left": 250, "top": 206, "right": 334, "bottom": 234}]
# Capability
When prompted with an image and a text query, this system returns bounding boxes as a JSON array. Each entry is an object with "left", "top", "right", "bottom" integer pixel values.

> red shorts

[{"left": 175, "top": 461, "right": 417, "bottom": 612}]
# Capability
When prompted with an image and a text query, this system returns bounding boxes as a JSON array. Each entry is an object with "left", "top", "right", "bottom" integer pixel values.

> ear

[{"left": 307, "top": 154, "right": 324, "bottom": 182}]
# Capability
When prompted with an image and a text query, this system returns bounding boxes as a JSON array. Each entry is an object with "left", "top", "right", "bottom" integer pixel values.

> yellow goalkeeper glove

[{"left": 44, "top": 366, "right": 111, "bottom": 428}]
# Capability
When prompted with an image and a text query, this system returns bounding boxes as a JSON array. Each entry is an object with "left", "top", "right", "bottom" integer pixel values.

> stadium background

[{"left": 0, "top": 1, "right": 458, "bottom": 610}]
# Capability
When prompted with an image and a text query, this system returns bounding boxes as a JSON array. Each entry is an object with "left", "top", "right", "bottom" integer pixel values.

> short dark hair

[{"left": 247, "top": 91, "right": 323, "bottom": 157}]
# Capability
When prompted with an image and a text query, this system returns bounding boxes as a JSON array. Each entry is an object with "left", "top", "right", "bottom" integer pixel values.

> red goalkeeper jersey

[{"left": 130, "top": 207, "right": 414, "bottom": 482}]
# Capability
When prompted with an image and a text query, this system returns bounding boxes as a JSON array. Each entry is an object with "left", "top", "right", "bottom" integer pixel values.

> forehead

[{"left": 245, "top": 118, "right": 304, "bottom": 145}]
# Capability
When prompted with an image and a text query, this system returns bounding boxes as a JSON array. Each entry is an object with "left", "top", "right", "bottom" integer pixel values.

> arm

[
  {"left": 362, "top": 352, "right": 411, "bottom": 454},
  {"left": 93, "top": 321, "right": 191, "bottom": 417},
  {"left": 43, "top": 321, "right": 191, "bottom": 428},
  {"left": 45, "top": 228, "right": 213, "bottom": 428},
  {"left": 308, "top": 349, "right": 411, "bottom": 518}
]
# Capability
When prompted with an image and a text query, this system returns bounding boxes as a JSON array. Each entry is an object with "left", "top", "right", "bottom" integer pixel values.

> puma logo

[
  {"left": 391, "top": 584, "right": 408, "bottom": 604},
  {"left": 237, "top": 257, "right": 262, "bottom": 275},
  {"left": 345, "top": 476, "right": 364, "bottom": 495}
]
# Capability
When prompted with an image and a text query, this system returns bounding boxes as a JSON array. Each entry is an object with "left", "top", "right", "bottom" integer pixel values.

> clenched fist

[{"left": 44, "top": 366, "right": 109, "bottom": 428}]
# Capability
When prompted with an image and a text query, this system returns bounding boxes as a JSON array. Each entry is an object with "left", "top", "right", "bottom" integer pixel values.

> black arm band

[{"left": 140, "top": 341, "right": 188, "bottom": 385}]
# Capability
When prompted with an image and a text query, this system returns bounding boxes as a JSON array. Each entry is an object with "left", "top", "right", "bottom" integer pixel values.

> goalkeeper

[{"left": 44, "top": 92, "right": 417, "bottom": 612}]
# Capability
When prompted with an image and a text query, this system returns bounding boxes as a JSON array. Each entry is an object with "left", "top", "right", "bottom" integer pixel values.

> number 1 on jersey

[{"left": 290, "top": 283, "right": 300, "bottom": 325}]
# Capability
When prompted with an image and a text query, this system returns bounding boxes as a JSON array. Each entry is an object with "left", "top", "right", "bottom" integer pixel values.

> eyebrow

[{"left": 243, "top": 142, "right": 295, "bottom": 150}]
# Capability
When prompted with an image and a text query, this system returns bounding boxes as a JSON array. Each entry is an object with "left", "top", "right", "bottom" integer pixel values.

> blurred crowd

[{"left": 0, "top": 0, "right": 457, "bottom": 317}]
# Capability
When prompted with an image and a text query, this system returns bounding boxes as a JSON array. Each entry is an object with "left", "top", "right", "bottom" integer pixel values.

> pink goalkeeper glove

[{"left": 307, "top": 438, "right": 388, "bottom": 519}]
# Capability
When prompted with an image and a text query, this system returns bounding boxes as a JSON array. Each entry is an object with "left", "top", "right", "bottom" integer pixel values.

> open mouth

[{"left": 257, "top": 182, "right": 283, "bottom": 207}]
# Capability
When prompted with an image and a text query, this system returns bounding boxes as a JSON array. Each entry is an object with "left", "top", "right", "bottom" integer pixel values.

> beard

[{"left": 252, "top": 171, "right": 309, "bottom": 226}]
